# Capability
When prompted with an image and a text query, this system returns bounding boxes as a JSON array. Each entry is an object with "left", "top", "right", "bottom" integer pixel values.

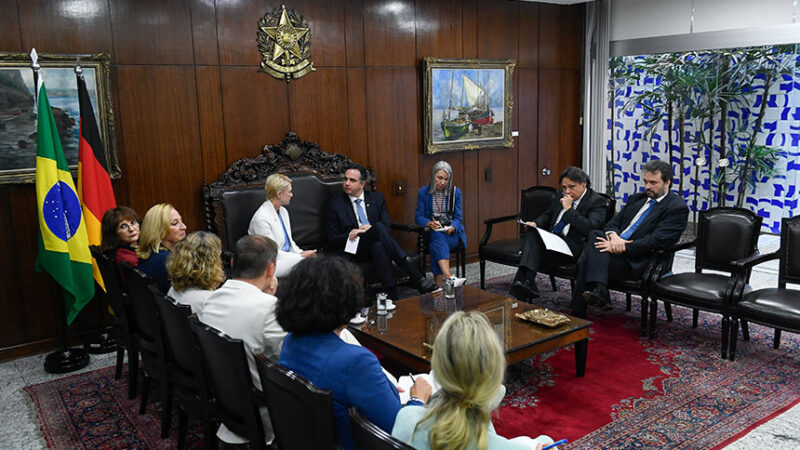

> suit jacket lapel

[{"left": 343, "top": 194, "right": 359, "bottom": 227}]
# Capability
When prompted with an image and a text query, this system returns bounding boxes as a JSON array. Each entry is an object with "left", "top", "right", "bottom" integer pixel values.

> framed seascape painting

[
  {"left": 423, "top": 57, "right": 515, "bottom": 154},
  {"left": 0, "top": 52, "right": 118, "bottom": 184}
]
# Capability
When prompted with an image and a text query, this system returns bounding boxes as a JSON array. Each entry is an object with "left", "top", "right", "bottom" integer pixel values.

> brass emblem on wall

[{"left": 257, "top": 4, "right": 315, "bottom": 82}]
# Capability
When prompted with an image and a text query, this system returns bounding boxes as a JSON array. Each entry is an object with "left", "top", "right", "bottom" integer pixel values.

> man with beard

[{"left": 570, "top": 159, "right": 689, "bottom": 318}]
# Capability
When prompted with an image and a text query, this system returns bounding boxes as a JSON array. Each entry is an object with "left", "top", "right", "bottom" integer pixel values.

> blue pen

[{"left": 542, "top": 439, "right": 567, "bottom": 450}]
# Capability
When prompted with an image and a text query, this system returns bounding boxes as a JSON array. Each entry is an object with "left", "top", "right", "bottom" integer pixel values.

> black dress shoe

[
  {"left": 509, "top": 281, "right": 539, "bottom": 301},
  {"left": 416, "top": 276, "right": 438, "bottom": 293},
  {"left": 582, "top": 284, "right": 611, "bottom": 308}
]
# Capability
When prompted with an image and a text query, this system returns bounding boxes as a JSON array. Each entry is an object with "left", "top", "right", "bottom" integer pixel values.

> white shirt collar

[{"left": 348, "top": 191, "right": 366, "bottom": 203}]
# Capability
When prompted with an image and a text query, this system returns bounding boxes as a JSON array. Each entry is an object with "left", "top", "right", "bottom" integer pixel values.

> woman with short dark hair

[
  {"left": 277, "top": 255, "right": 431, "bottom": 450},
  {"left": 100, "top": 206, "right": 140, "bottom": 268}
]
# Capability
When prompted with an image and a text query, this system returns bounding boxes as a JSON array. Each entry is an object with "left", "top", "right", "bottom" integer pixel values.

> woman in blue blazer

[
  {"left": 276, "top": 256, "right": 432, "bottom": 450},
  {"left": 415, "top": 161, "right": 467, "bottom": 287}
]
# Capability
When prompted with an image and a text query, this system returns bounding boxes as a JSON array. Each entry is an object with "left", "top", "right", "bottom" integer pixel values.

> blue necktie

[
  {"left": 551, "top": 201, "right": 577, "bottom": 236},
  {"left": 620, "top": 199, "right": 657, "bottom": 240},
  {"left": 277, "top": 214, "right": 291, "bottom": 251},
  {"left": 355, "top": 198, "right": 370, "bottom": 225}
]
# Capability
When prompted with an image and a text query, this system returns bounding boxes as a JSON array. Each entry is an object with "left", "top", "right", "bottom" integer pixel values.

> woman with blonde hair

[
  {"left": 137, "top": 203, "right": 187, "bottom": 292},
  {"left": 392, "top": 311, "right": 555, "bottom": 450},
  {"left": 248, "top": 173, "right": 316, "bottom": 277},
  {"left": 166, "top": 231, "right": 224, "bottom": 313}
]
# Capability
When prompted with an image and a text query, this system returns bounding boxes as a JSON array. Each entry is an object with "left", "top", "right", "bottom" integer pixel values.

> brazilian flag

[{"left": 34, "top": 77, "right": 95, "bottom": 325}]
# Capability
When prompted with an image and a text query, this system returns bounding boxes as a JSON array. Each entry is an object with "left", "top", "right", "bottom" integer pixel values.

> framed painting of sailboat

[{"left": 423, "top": 57, "right": 514, "bottom": 154}]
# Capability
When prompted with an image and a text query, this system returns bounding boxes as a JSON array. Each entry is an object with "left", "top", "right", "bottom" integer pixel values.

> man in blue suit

[
  {"left": 328, "top": 163, "right": 437, "bottom": 300},
  {"left": 571, "top": 159, "right": 689, "bottom": 317}
]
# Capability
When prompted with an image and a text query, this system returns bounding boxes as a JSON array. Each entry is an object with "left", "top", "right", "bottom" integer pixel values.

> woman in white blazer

[{"left": 248, "top": 174, "right": 316, "bottom": 277}]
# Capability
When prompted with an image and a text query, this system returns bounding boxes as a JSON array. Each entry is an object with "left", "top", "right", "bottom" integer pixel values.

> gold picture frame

[
  {"left": 423, "top": 57, "right": 515, "bottom": 154},
  {"left": 0, "top": 52, "right": 118, "bottom": 184}
]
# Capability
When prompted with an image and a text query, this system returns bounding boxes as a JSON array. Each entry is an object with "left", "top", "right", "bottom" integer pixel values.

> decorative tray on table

[{"left": 515, "top": 308, "right": 571, "bottom": 328}]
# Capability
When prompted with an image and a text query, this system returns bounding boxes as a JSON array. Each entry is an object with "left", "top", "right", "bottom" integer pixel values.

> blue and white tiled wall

[{"left": 607, "top": 53, "right": 800, "bottom": 233}]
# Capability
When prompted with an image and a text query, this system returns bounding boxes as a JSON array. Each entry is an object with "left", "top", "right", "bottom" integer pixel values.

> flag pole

[
  {"left": 31, "top": 49, "right": 91, "bottom": 373},
  {"left": 74, "top": 55, "right": 117, "bottom": 355}
]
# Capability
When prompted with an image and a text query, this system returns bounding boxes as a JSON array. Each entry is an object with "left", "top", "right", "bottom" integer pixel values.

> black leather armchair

[
  {"left": 478, "top": 186, "right": 558, "bottom": 288},
  {"left": 647, "top": 207, "right": 761, "bottom": 358},
  {"left": 727, "top": 216, "right": 800, "bottom": 361},
  {"left": 349, "top": 407, "right": 413, "bottom": 450}
]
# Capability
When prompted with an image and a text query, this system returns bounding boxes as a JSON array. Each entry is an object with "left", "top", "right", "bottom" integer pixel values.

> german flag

[{"left": 77, "top": 74, "right": 116, "bottom": 291}]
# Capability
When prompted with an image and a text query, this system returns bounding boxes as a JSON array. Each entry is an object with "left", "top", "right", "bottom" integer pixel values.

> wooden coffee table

[{"left": 349, "top": 286, "right": 591, "bottom": 375}]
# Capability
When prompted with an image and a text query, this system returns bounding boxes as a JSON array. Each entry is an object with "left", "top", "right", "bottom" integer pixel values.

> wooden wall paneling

[
  {"left": 110, "top": 0, "right": 193, "bottom": 65},
  {"left": 539, "top": 3, "right": 584, "bottom": 70},
  {"left": 109, "top": 67, "right": 131, "bottom": 207},
  {"left": 219, "top": 67, "right": 289, "bottom": 166},
  {"left": 537, "top": 69, "right": 582, "bottom": 187},
  {"left": 115, "top": 66, "right": 204, "bottom": 230},
  {"left": 0, "top": 0, "right": 21, "bottom": 50},
  {"left": 288, "top": 68, "right": 350, "bottom": 154},
  {"left": 415, "top": 0, "right": 463, "bottom": 60},
  {"left": 346, "top": 68, "right": 369, "bottom": 164},
  {"left": 462, "top": 150, "right": 479, "bottom": 257},
  {"left": 517, "top": 68, "right": 539, "bottom": 189},
  {"left": 344, "top": 0, "right": 365, "bottom": 66},
  {"left": 363, "top": 0, "right": 416, "bottom": 67},
  {"left": 518, "top": 2, "right": 539, "bottom": 68},
  {"left": 195, "top": 66, "right": 227, "bottom": 183},
  {"left": 0, "top": 188, "right": 24, "bottom": 348},
  {"left": 365, "top": 67, "right": 419, "bottom": 225},
  {"left": 287, "top": 0, "right": 347, "bottom": 67},
  {"left": 478, "top": 147, "right": 519, "bottom": 243},
  {"left": 18, "top": 0, "right": 112, "bottom": 54},
  {"left": 460, "top": 0, "right": 477, "bottom": 59},
  {"left": 559, "top": 69, "right": 582, "bottom": 169},
  {"left": 216, "top": 0, "right": 268, "bottom": 66},
  {"left": 191, "top": 0, "right": 220, "bottom": 65},
  {"left": 7, "top": 187, "right": 59, "bottom": 344},
  {"left": 476, "top": 1, "right": 518, "bottom": 60}
]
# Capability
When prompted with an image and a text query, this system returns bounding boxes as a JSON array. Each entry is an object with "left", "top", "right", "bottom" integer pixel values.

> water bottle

[
  {"left": 377, "top": 292, "right": 388, "bottom": 316},
  {"left": 443, "top": 277, "right": 455, "bottom": 300}
]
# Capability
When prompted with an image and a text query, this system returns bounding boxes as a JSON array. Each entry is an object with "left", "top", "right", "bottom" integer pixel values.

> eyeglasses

[{"left": 117, "top": 220, "right": 140, "bottom": 231}]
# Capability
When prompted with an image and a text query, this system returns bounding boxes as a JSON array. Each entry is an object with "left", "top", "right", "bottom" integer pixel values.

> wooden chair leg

[
  {"left": 664, "top": 302, "right": 673, "bottom": 322},
  {"left": 569, "top": 280, "right": 575, "bottom": 295},
  {"left": 729, "top": 318, "right": 739, "bottom": 361},
  {"left": 741, "top": 320, "right": 750, "bottom": 341},
  {"left": 773, "top": 329, "right": 782, "bottom": 349},
  {"left": 160, "top": 383, "right": 173, "bottom": 438},
  {"left": 692, "top": 309, "right": 699, "bottom": 328},
  {"left": 649, "top": 298, "right": 658, "bottom": 338},
  {"left": 139, "top": 376, "right": 150, "bottom": 415},
  {"left": 115, "top": 347, "right": 124, "bottom": 379},
  {"left": 128, "top": 350, "right": 139, "bottom": 399},
  {"left": 640, "top": 296, "right": 648, "bottom": 337},
  {"left": 177, "top": 409, "right": 188, "bottom": 450},
  {"left": 626, "top": 293, "right": 632, "bottom": 312},
  {"left": 550, "top": 275, "right": 557, "bottom": 291},
  {"left": 721, "top": 316, "right": 730, "bottom": 360},
  {"left": 480, "top": 260, "right": 486, "bottom": 289}
]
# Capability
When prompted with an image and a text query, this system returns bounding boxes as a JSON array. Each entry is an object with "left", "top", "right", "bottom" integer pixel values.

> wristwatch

[{"left": 408, "top": 396, "right": 425, "bottom": 405}]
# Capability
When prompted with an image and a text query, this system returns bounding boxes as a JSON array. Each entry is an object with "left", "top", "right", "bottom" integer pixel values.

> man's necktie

[
  {"left": 551, "top": 218, "right": 567, "bottom": 235},
  {"left": 620, "top": 199, "right": 657, "bottom": 240},
  {"left": 355, "top": 198, "right": 370, "bottom": 225}
]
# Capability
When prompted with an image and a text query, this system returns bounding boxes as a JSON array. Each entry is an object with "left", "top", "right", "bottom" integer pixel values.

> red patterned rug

[
  {"left": 25, "top": 365, "right": 204, "bottom": 449},
  {"left": 485, "top": 274, "right": 800, "bottom": 449}
]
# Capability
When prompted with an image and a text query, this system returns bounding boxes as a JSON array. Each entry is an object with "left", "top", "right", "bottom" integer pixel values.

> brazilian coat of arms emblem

[{"left": 257, "top": 4, "right": 315, "bottom": 82}]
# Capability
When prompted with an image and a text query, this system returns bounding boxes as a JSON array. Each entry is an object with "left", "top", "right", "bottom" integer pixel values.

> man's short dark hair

[
  {"left": 559, "top": 166, "right": 590, "bottom": 188},
  {"left": 345, "top": 163, "right": 368, "bottom": 183},
  {"left": 642, "top": 160, "right": 673, "bottom": 184},
  {"left": 231, "top": 235, "right": 277, "bottom": 279},
  {"left": 276, "top": 256, "right": 364, "bottom": 334}
]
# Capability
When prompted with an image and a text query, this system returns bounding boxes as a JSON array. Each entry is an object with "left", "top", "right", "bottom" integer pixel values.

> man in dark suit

[
  {"left": 328, "top": 163, "right": 437, "bottom": 300},
  {"left": 509, "top": 166, "right": 608, "bottom": 301},
  {"left": 571, "top": 159, "right": 689, "bottom": 317}
]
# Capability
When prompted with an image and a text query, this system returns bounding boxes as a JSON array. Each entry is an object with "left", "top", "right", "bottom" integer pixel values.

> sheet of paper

[
  {"left": 535, "top": 227, "right": 573, "bottom": 256},
  {"left": 345, "top": 236, "right": 359, "bottom": 254},
  {"left": 397, "top": 372, "right": 440, "bottom": 404}
]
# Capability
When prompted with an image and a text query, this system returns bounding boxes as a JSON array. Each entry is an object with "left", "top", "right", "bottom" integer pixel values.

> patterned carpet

[
  {"left": 483, "top": 274, "right": 800, "bottom": 449},
  {"left": 24, "top": 274, "right": 800, "bottom": 449},
  {"left": 25, "top": 365, "right": 204, "bottom": 449}
]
